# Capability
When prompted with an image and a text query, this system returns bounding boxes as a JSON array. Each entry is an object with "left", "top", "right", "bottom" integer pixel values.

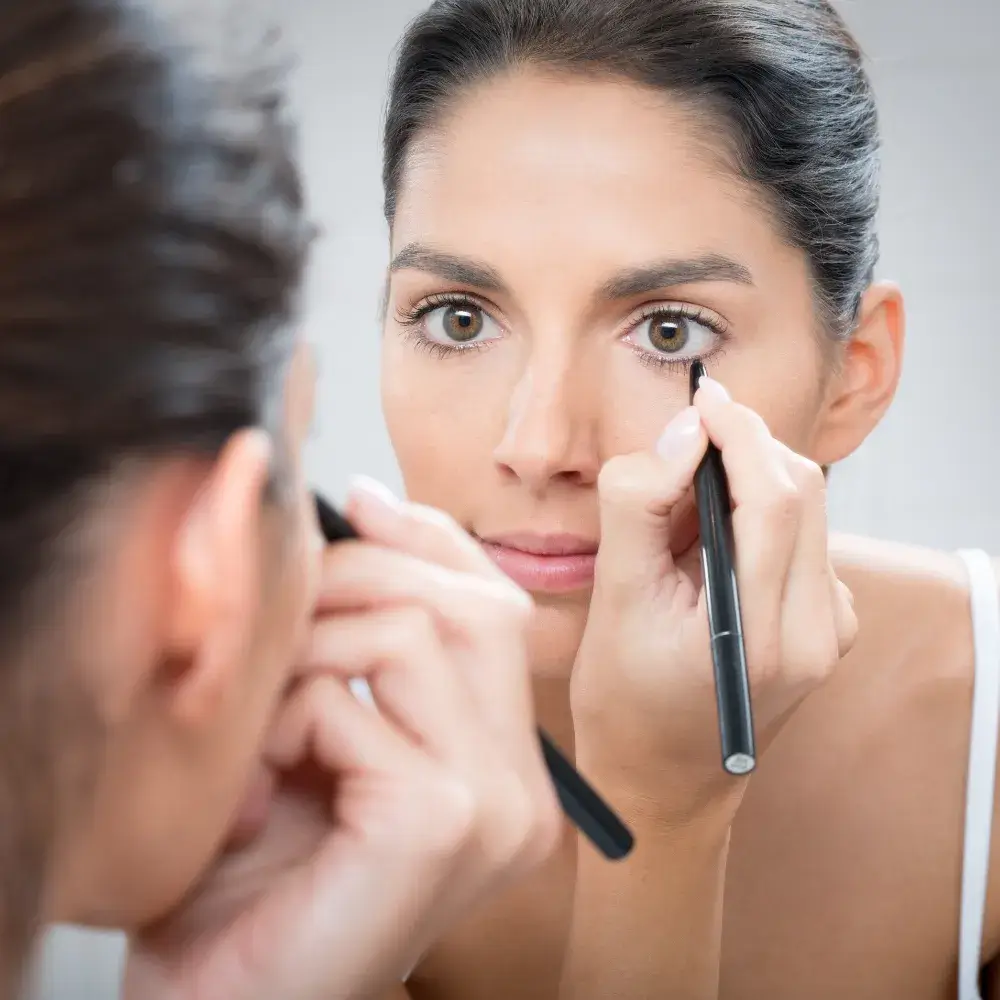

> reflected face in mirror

[{"left": 382, "top": 69, "right": 852, "bottom": 677}]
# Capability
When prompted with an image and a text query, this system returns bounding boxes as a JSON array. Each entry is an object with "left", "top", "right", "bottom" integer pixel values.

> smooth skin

[{"left": 377, "top": 69, "right": 1000, "bottom": 999}]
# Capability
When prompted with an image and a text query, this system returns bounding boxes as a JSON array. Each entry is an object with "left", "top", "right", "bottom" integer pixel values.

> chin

[{"left": 527, "top": 598, "right": 588, "bottom": 680}]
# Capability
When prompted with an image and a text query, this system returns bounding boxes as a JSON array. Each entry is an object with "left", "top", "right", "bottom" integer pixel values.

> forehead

[{"left": 392, "top": 68, "right": 798, "bottom": 285}]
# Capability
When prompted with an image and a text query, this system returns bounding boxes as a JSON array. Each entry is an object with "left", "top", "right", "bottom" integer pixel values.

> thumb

[{"left": 595, "top": 406, "right": 707, "bottom": 597}]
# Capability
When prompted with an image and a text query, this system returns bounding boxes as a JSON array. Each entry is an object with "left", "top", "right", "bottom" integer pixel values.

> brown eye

[
  {"left": 626, "top": 308, "right": 722, "bottom": 365},
  {"left": 420, "top": 300, "right": 503, "bottom": 348},
  {"left": 647, "top": 317, "right": 690, "bottom": 353},
  {"left": 442, "top": 305, "right": 483, "bottom": 342}
]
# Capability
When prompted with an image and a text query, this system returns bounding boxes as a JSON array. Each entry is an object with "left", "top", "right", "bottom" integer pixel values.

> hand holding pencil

[{"left": 568, "top": 367, "right": 857, "bottom": 816}]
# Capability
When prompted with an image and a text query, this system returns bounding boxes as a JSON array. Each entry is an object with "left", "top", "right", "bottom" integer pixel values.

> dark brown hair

[
  {"left": 0, "top": 0, "right": 310, "bottom": 989},
  {"left": 383, "top": 0, "right": 881, "bottom": 337}
]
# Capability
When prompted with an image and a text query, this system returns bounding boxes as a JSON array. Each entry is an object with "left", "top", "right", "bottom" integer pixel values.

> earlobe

[
  {"left": 813, "top": 281, "right": 906, "bottom": 465},
  {"left": 166, "top": 429, "right": 273, "bottom": 727}
]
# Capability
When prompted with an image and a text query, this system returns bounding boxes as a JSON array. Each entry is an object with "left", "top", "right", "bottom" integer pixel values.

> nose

[{"left": 493, "top": 353, "right": 600, "bottom": 495}]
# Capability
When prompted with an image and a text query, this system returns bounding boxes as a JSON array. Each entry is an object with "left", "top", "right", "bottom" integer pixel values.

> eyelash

[
  {"left": 626, "top": 303, "right": 729, "bottom": 373},
  {"left": 395, "top": 293, "right": 499, "bottom": 360},
  {"left": 395, "top": 293, "right": 730, "bottom": 370}
]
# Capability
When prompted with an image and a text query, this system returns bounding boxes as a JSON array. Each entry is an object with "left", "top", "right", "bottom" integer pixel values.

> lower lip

[{"left": 482, "top": 543, "right": 596, "bottom": 593}]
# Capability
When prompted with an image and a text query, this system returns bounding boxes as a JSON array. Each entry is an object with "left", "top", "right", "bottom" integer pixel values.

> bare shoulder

[
  {"left": 829, "top": 532, "right": 971, "bottom": 594},
  {"left": 846, "top": 540, "right": 1000, "bottom": 971},
  {"left": 828, "top": 534, "right": 976, "bottom": 683}
]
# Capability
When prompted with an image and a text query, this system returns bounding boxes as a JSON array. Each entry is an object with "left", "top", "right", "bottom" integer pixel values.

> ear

[
  {"left": 812, "top": 281, "right": 905, "bottom": 465},
  {"left": 163, "top": 429, "right": 274, "bottom": 730}
]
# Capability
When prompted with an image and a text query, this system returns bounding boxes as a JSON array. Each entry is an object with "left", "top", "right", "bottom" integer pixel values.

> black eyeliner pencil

[
  {"left": 689, "top": 361, "right": 757, "bottom": 776},
  {"left": 313, "top": 491, "right": 635, "bottom": 861}
]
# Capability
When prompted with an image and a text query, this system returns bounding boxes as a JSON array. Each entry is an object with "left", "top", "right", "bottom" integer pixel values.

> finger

[
  {"left": 266, "top": 675, "right": 423, "bottom": 777},
  {"left": 346, "top": 475, "right": 506, "bottom": 581},
  {"left": 316, "top": 542, "right": 536, "bottom": 780},
  {"left": 779, "top": 449, "right": 830, "bottom": 581},
  {"left": 693, "top": 377, "right": 799, "bottom": 668},
  {"left": 264, "top": 677, "right": 478, "bottom": 875},
  {"left": 317, "top": 541, "right": 532, "bottom": 638},
  {"left": 693, "top": 377, "right": 798, "bottom": 510},
  {"left": 316, "top": 524, "right": 541, "bottom": 812},
  {"left": 774, "top": 449, "right": 843, "bottom": 675},
  {"left": 259, "top": 678, "right": 478, "bottom": 997},
  {"left": 595, "top": 406, "right": 707, "bottom": 597},
  {"left": 301, "top": 615, "right": 550, "bottom": 875},
  {"left": 300, "top": 607, "right": 476, "bottom": 762}
]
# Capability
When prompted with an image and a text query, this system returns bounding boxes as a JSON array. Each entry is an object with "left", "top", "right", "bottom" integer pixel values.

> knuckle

[
  {"left": 837, "top": 607, "right": 860, "bottom": 660},
  {"left": 806, "top": 641, "right": 840, "bottom": 680},
  {"left": 416, "top": 772, "right": 478, "bottom": 858},
  {"left": 788, "top": 454, "right": 827, "bottom": 499},
  {"left": 492, "top": 773, "right": 536, "bottom": 864},
  {"left": 369, "top": 770, "right": 475, "bottom": 863},
  {"left": 483, "top": 769, "right": 560, "bottom": 874},
  {"left": 788, "top": 630, "right": 842, "bottom": 688},
  {"left": 385, "top": 606, "right": 438, "bottom": 655},
  {"left": 759, "top": 481, "right": 800, "bottom": 526},
  {"left": 525, "top": 787, "right": 563, "bottom": 865}
]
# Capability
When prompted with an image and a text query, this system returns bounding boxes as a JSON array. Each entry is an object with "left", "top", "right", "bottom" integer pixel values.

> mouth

[
  {"left": 476, "top": 496, "right": 704, "bottom": 596},
  {"left": 476, "top": 533, "right": 599, "bottom": 594}
]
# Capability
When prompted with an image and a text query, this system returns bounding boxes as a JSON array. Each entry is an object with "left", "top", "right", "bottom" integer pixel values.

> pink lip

[{"left": 478, "top": 533, "right": 598, "bottom": 593}]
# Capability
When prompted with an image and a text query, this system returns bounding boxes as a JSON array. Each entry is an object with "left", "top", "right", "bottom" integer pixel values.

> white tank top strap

[{"left": 957, "top": 549, "right": 1000, "bottom": 1000}]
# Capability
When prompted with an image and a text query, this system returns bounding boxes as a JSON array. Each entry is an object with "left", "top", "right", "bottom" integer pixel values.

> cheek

[
  {"left": 747, "top": 377, "right": 827, "bottom": 458},
  {"left": 711, "top": 333, "right": 828, "bottom": 456},
  {"left": 381, "top": 343, "right": 504, "bottom": 510}
]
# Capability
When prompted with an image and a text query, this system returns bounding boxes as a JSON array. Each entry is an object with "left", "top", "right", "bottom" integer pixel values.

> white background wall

[{"left": 29, "top": 0, "right": 1000, "bottom": 996}]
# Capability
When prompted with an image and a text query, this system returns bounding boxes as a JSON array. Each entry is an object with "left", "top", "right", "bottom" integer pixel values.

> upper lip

[{"left": 477, "top": 532, "right": 599, "bottom": 556}]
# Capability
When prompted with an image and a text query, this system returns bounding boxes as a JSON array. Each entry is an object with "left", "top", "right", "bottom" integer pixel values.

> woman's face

[{"left": 383, "top": 70, "right": 839, "bottom": 677}]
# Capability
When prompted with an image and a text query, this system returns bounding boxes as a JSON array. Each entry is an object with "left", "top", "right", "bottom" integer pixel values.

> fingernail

[
  {"left": 697, "top": 375, "right": 730, "bottom": 404},
  {"left": 656, "top": 406, "right": 702, "bottom": 459},
  {"left": 347, "top": 475, "right": 402, "bottom": 512},
  {"left": 349, "top": 677, "right": 377, "bottom": 708}
]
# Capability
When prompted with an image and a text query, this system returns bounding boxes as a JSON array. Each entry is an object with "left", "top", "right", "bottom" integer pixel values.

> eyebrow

[
  {"left": 599, "top": 254, "right": 754, "bottom": 300},
  {"left": 390, "top": 243, "right": 754, "bottom": 301},
  {"left": 390, "top": 243, "right": 507, "bottom": 293}
]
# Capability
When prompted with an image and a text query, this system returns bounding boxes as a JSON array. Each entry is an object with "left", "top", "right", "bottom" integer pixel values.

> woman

[
  {"left": 375, "top": 1, "right": 999, "bottom": 998},
  {"left": 3, "top": 2, "right": 807, "bottom": 999},
  {"left": 0, "top": 0, "right": 564, "bottom": 997}
]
